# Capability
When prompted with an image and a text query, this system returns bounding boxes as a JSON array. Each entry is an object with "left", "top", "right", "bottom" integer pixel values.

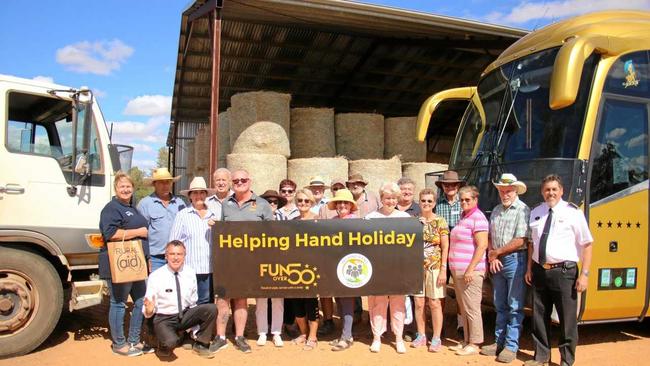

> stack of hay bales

[
  {"left": 349, "top": 156, "right": 402, "bottom": 197},
  {"left": 287, "top": 157, "right": 348, "bottom": 193},
  {"left": 290, "top": 108, "right": 336, "bottom": 158},
  {"left": 227, "top": 121, "right": 290, "bottom": 194},
  {"left": 193, "top": 126, "right": 210, "bottom": 182},
  {"left": 335, "top": 113, "right": 384, "bottom": 160},
  {"left": 402, "top": 162, "right": 449, "bottom": 194},
  {"left": 229, "top": 91, "right": 291, "bottom": 150},
  {"left": 384, "top": 116, "right": 426, "bottom": 162}
]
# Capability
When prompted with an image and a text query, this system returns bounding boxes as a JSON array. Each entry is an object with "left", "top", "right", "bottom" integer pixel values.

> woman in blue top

[{"left": 99, "top": 171, "right": 149, "bottom": 357}]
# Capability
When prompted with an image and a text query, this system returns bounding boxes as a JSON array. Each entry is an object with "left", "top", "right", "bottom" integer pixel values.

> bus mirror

[{"left": 415, "top": 87, "right": 480, "bottom": 142}]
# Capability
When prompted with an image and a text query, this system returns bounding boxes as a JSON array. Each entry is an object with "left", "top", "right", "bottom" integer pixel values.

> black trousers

[
  {"left": 531, "top": 262, "right": 579, "bottom": 366},
  {"left": 153, "top": 303, "right": 217, "bottom": 350}
]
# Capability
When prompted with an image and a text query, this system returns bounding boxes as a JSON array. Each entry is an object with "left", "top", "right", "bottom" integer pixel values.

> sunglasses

[
  {"left": 267, "top": 199, "right": 278, "bottom": 205},
  {"left": 296, "top": 198, "right": 311, "bottom": 204},
  {"left": 280, "top": 189, "right": 295, "bottom": 194},
  {"left": 232, "top": 178, "right": 250, "bottom": 185},
  {"left": 420, "top": 199, "right": 434, "bottom": 204}
]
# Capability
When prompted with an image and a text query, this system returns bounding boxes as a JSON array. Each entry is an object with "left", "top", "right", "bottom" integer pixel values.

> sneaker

[
  {"left": 192, "top": 342, "right": 215, "bottom": 359},
  {"left": 396, "top": 341, "right": 406, "bottom": 354},
  {"left": 317, "top": 319, "right": 335, "bottom": 336},
  {"left": 112, "top": 344, "right": 143, "bottom": 357},
  {"left": 449, "top": 342, "right": 466, "bottom": 352},
  {"left": 273, "top": 334, "right": 284, "bottom": 347},
  {"left": 209, "top": 337, "right": 228, "bottom": 353},
  {"left": 455, "top": 344, "right": 479, "bottom": 356},
  {"left": 131, "top": 342, "right": 155, "bottom": 354},
  {"left": 410, "top": 333, "right": 427, "bottom": 348},
  {"left": 480, "top": 343, "right": 500, "bottom": 356},
  {"left": 370, "top": 339, "right": 381, "bottom": 353},
  {"left": 257, "top": 334, "right": 267, "bottom": 346},
  {"left": 497, "top": 348, "right": 517, "bottom": 363},
  {"left": 428, "top": 339, "right": 442, "bottom": 353},
  {"left": 235, "top": 336, "right": 252, "bottom": 353}
]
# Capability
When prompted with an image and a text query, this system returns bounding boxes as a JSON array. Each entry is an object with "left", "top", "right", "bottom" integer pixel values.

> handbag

[{"left": 107, "top": 230, "right": 148, "bottom": 283}]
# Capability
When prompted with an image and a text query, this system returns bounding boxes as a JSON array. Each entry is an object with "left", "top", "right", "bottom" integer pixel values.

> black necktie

[
  {"left": 174, "top": 272, "right": 183, "bottom": 319},
  {"left": 538, "top": 208, "right": 553, "bottom": 265}
]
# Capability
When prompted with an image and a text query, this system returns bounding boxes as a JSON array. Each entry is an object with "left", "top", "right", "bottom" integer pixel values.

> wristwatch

[{"left": 581, "top": 270, "right": 589, "bottom": 277}]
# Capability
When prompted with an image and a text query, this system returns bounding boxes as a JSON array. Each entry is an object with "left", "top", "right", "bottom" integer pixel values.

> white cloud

[
  {"left": 56, "top": 39, "right": 134, "bottom": 75},
  {"left": 32, "top": 75, "right": 54, "bottom": 84},
  {"left": 606, "top": 128, "right": 626, "bottom": 140},
  {"left": 626, "top": 133, "right": 647, "bottom": 149},
  {"left": 92, "top": 88, "right": 107, "bottom": 98},
  {"left": 129, "top": 143, "right": 154, "bottom": 153},
  {"left": 485, "top": 0, "right": 650, "bottom": 25},
  {"left": 132, "top": 158, "right": 157, "bottom": 171},
  {"left": 123, "top": 95, "right": 172, "bottom": 116}
]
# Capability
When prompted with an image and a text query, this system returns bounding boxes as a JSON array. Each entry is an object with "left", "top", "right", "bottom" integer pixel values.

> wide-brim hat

[
  {"left": 346, "top": 173, "right": 368, "bottom": 186},
  {"left": 435, "top": 170, "right": 466, "bottom": 188},
  {"left": 327, "top": 188, "right": 358, "bottom": 211},
  {"left": 493, "top": 173, "right": 527, "bottom": 195},
  {"left": 304, "top": 176, "right": 330, "bottom": 189},
  {"left": 260, "top": 189, "right": 288, "bottom": 208},
  {"left": 330, "top": 177, "right": 346, "bottom": 189},
  {"left": 180, "top": 177, "right": 217, "bottom": 196},
  {"left": 143, "top": 167, "right": 181, "bottom": 186}
]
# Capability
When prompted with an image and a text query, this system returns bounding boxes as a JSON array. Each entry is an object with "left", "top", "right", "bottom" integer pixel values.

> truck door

[
  {"left": 585, "top": 51, "right": 650, "bottom": 321},
  {"left": 0, "top": 85, "right": 111, "bottom": 257}
]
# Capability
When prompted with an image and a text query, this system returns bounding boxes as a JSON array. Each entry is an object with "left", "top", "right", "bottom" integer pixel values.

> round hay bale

[
  {"left": 402, "top": 162, "right": 449, "bottom": 194},
  {"left": 287, "top": 157, "right": 348, "bottom": 195},
  {"left": 218, "top": 109, "right": 231, "bottom": 163},
  {"left": 229, "top": 91, "right": 291, "bottom": 150},
  {"left": 226, "top": 153, "right": 287, "bottom": 194},
  {"left": 335, "top": 113, "right": 384, "bottom": 160},
  {"left": 231, "top": 121, "right": 290, "bottom": 157},
  {"left": 290, "top": 108, "right": 336, "bottom": 158},
  {"left": 385, "top": 116, "right": 426, "bottom": 162},
  {"left": 348, "top": 156, "right": 402, "bottom": 197},
  {"left": 185, "top": 140, "right": 195, "bottom": 177}
]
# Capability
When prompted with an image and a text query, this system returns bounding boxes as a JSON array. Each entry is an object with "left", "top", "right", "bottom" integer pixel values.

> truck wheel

[{"left": 0, "top": 247, "right": 63, "bottom": 357}]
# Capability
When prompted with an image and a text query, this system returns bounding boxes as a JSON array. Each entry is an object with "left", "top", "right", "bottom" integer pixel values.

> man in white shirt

[{"left": 143, "top": 240, "right": 218, "bottom": 358}]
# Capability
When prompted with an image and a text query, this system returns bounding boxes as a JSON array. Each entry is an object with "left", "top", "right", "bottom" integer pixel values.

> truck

[
  {"left": 416, "top": 10, "right": 650, "bottom": 323},
  {"left": 0, "top": 74, "right": 133, "bottom": 356}
]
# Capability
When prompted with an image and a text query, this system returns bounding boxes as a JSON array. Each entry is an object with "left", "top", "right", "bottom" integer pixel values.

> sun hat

[
  {"left": 346, "top": 173, "right": 368, "bottom": 186},
  {"left": 304, "top": 176, "right": 330, "bottom": 189},
  {"left": 434, "top": 170, "right": 466, "bottom": 188},
  {"left": 330, "top": 177, "right": 346, "bottom": 189},
  {"left": 327, "top": 188, "right": 358, "bottom": 211},
  {"left": 260, "top": 189, "right": 287, "bottom": 208},
  {"left": 180, "top": 177, "right": 216, "bottom": 196},
  {"left": 493, "top": 173, "right": 527, "bottom": 195},
  {"left": 143, "top": 167, "right": 181, "bottom": 186}
]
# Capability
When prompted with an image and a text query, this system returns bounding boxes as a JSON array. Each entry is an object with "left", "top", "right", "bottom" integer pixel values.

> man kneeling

[{"left": 143, "top": 240, "right": 218, "bottom": 358}]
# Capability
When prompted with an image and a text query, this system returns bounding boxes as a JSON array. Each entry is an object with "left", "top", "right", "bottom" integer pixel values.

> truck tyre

[{"left": 0, "top": 247, "right": 63, "bottom": 357}]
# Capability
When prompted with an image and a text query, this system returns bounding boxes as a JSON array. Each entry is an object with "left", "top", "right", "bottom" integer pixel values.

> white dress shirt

[{"left": 143, "top": 264, "right": 198, "bottom": 317}]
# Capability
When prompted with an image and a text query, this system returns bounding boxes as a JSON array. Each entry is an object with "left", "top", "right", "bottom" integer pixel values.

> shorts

[{"left": 414, "top": 268, "right": 445, "bottom": 299}]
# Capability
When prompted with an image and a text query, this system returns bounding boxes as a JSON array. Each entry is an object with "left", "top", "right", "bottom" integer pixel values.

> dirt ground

[{"left": 1, "top": 297, "right": 649, "bottom": 366}]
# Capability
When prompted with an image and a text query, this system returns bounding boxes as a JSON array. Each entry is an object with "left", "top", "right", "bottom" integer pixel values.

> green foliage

[
  {"left": 129, "top": 166, "right": 153, "bottom": 203},
  {"left": 157, "top": 146, "right": 169, "bottom": 168}
]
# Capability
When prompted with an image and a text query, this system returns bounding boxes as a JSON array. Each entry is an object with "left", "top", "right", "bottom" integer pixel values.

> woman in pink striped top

[{"left": 448, "top": 185, "right": 488, "bottom": 356}]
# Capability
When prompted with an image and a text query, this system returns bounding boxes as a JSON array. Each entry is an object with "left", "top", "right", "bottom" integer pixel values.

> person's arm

[
  {"left": 525, "top": 239, "right": 534, "bottom": 285},
  {"left": 437, "top": 233, "right": 449, "bottom": 286},
  {"left": 576, "top": 243, "right": 592, "bottom": 292},
  {"left": 109, "top": 227, "right": 148, "bottom": 241},
  {"left": 464, "top": 230, "right": 488, "bottom": 283}
]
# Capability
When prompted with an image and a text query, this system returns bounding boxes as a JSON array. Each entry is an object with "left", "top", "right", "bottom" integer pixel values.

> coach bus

[{"left": 416, "top": 10, "right": 650, "bottom": 323}]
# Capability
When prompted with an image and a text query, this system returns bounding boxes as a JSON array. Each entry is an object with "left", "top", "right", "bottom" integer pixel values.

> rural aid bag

[{"left": 107, "top": 231, "right": 148, "bottom": 283}]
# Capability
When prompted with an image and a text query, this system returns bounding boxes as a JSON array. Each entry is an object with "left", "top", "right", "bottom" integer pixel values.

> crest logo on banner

[{"left": 337, "top": 253, "right": 373, "bottom": 288}]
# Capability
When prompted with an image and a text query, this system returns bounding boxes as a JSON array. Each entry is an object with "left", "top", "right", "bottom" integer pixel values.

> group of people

[{"left": 99, "top": 167, "right": 593, "bottom": 366}]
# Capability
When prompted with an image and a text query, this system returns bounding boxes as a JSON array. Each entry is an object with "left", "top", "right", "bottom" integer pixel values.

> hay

[
  {"left": 287, "top": 157, "right": 349, "bottom": 194},
  {"left": 231, "top": 121, "right": 290, "bottom": 157},
  {"left": 218, "top": 109, "right": 231, "bottom": 163},
  {"left": 226, "top": 153, "right": 287, "bottom": 194},
  {"left": 348, "top": 156, "right": 402, "bottom": 197},
  {"left": 229, "top": 91, "right": 291, "bottom": 150},
  {"left": 194, "top": 126, "right": 210, "bottom": 172},
  {"left": 335, "top": 113, "right": 384, "bottom": 160},
  {"left": 290, "top": 108, "right": 336, "bottom": 158},
  {"left": 385, "top": 117, "right": 426, "bottom": 162},
  {"left": 185, "top": 140, "right": 195, "bottom": 177},
  {"left": 402, "top": 162, "right": 449, "bottom": 194}
]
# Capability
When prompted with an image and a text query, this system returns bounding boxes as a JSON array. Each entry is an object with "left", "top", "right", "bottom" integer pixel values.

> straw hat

[
  {"left": 304, "top": 176, "right": 330, "bottom": 189},
  {"left": 180, "top": 177, "right": 216, "bottom": 196},
  {"left": 260, "top": 190, "right": 287, "bottom": 208},
  {"left": 330, "top": 177, "right": 346, "bottom": 189},
  {"left": 346, "top": 173, "right": 368, "bottom": 186},
  {"left": 327, "top": 188, "right": 358, "bottom": 211},
  {"left": 434, "top": 170, "right": 466, "bottom": 188},
  {"left": 143, "top": 167, "right": 180, "bottom": 186},
  {"left": 493, "top": 173, "right": 527, "bottom": 195}
]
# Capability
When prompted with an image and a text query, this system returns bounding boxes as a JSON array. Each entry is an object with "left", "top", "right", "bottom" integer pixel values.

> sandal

[
  {"left": 292, "top": 334, "right": 307, "bottom": 346},
  {"left": 331, "top": 338, "right": 352, "bottom": 351},
  {"left": 303, "top": 339, "right": 318, "bottom": 351}
]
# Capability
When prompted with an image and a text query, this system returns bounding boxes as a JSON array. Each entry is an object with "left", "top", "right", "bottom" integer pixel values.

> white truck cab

[{"left": 0, "top": 74, "right": 133, "bottom": 357}]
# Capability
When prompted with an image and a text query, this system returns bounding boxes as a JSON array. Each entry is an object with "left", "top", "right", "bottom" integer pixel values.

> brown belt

[{"left": 540, "top": 261, "right": 576, "bottom": 270}]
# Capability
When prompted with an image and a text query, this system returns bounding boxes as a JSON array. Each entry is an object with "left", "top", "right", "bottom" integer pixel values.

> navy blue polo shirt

[{"left": 98, "top": 196, "right": 150, "bottom": 279}]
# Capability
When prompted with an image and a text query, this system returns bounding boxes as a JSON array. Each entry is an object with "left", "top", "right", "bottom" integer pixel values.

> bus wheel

[{"left": 0, "top": 247, "right": 63, "bottom": 357}]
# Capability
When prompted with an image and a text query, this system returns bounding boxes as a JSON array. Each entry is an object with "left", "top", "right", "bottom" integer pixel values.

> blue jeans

[
  {"left": 335, "top": 297, "right": 355, "bottom": 341},
  {"left": 150, "top": 255, "right": 167, "bottom": 272},
  {"left": 196, "top": 273, "right": 213, "bottom": 305},
  {"left": 107, "top": 280, "right": 146, "bottom": 348},
  {"left": 492, "top": 251, "right": 527, "bottom": 352}
]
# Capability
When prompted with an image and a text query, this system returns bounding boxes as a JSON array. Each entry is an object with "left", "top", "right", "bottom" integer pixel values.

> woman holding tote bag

[{"left": 99, "top": 171, "right": 150, "bottom": 357}]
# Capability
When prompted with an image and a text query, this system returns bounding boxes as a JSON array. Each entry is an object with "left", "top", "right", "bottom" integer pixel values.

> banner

[{"left": 212, "top": 218, "right": 423, "bottom": 298}]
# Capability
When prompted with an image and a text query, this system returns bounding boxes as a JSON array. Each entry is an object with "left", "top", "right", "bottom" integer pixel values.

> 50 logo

[{"left": 259, "top": 263, "right": 320, "bottom": 287}]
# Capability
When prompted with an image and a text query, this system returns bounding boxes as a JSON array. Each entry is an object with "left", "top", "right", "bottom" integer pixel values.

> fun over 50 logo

[
  {"left": 337, "top": 253, "right": 373, "bottom": 288},
  {"left": 259, "top": 263, "right": 320, "bottom": 288}
]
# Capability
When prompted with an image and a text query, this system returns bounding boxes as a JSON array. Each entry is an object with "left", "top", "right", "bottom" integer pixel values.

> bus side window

[{"left": 590, "top": 51, "right": 650, "bottom": 203}]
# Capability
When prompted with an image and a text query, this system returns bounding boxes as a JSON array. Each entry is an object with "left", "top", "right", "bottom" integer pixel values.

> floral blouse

[{"left": 422, "top": 215, "right": 449, "bottom": 270}]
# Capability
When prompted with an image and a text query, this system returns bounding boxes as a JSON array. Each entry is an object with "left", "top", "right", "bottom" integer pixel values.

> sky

[{"left": 2, "top": 0, "right": 650, "bottom": 172}]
